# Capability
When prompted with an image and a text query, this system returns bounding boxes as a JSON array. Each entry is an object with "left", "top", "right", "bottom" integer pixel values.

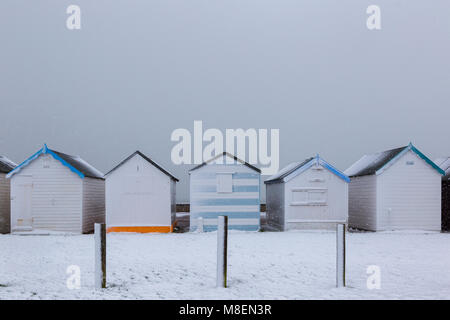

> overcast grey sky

[{"left": 1, "top": 0, "right": 449, "bottom": 202}]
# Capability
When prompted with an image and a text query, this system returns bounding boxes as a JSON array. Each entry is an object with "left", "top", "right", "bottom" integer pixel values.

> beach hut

[
  {"left": 189, "top": 152, "right": 261, "bottom": 232},
  {"left": 435, "top": 157, "right": 450, "bottom": 231},
  {"left": 0, "top": 156, "right": 17, "bottom": 233},
  {"left": 6, "top": 145, "right": 105, "bottom": 233},
  {"left": 105, "top": 151, "right": 178, "bottom": 233},
  {"left": 264, "top": 155, "right": 350, "bottom": 231},
  {"left": 345, "top": 143, "right": 444, "bottom": 231}
]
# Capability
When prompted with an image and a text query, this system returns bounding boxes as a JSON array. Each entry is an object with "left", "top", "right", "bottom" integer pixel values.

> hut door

[{"left": 11, "top": 175, "right": 33, "bottom": 231}]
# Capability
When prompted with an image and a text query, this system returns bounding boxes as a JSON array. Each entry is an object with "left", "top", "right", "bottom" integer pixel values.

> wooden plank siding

[
  {"left": 283, "top": 164, "right": 348, "bottom": 230},
  {"left": 265, "top": 183, "right": 285, "bottom": 231},
  {"left": 442, "top": 181, "right": 450, "bottom": 231},
  {"left": 190, "top": 158, "right": 260, "bottom": 232},
  {"left": 348, "top": 175, "right": 378, "bottom": 231},
  {"left": 10, "top": 153, "right": 105, "bottom": 233},
  {"left": 105, "top": 153, "right": 174, "bottom": 232},
  {"left": 377, "top": 150, "right": 441, "bottom": 231},
  {"left": 82, "top": 177, "right": 105, "bottom": 233},
  {"left": 0, "top": 173, "right": 11, "bottom": 233},
  {"left": 11, "top": 154, "right": 83, "bottom": 233},
  {"left": 348, "top": 150, "right": 442, "bottom": 231}
]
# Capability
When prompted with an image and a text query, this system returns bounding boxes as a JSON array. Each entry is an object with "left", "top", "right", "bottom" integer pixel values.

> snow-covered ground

[{"left": 0, "top": 230, "right": 449, "bottom": 299}]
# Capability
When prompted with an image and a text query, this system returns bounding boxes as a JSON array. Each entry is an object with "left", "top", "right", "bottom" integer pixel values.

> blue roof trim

[
  {"left": 46, "top": 149, "right": 85, "bottom": 179},
  {"left": 375, "top": 143, "right": 445, "bottom": 176},
  {"left": 284, "top": 156, "right": 350, "bottom": 183},
  {"left": 410, "top": 145, "right": 445, "bottom": 175},
  {"left": 319, "top": 158, "right": 351, "bottom": 183},
  {"left": 6, "top": 148, "right": 43, "bottom": 179},
  {"left": 6, "top": 145, "right": 85, "bottom": 179}
]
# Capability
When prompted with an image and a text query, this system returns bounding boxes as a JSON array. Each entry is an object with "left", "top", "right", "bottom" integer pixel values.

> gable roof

[
  {"left": 345, "top": 143, "right": 445, "bottom": 178},
  {"left": 106, "top": 150, "right": 179, "bottom": 181},
  {"left": 0, "top": 156, "right": 17, "bottom": 174},
  {"left": 6, "top": 144, "right": 104, "bottom": 180},
  {"left": 264, "top": 155, "right": 350, "bottom": 184},
  {"left": 435, "top": 157, "right": 450, "bottom": 180},
  {"left": 189, "top": 152, "right": 261, "bottom": 173}
]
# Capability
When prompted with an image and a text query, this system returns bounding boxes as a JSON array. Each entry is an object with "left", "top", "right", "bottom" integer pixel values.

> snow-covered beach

[{"left": 0, "top": 230, "right": 449, "bottom": 300}]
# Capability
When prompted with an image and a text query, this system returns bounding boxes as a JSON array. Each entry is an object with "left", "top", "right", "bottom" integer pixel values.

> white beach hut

[
  {"left": 264, "top": 155, "right": 350, "bottom": 230},
  {"left": 0, "top": 156, "right": 17, "bottom": 233},
  {"left": 105, "top": 151, "right": 178, "bottom": 233},
  {"left": 345, "top": 143, "right": 444, "bottom": 231},
  {"left": 6, "top": 145, "right": 105, "bottom": 233},
  {"left": 189, "top": 152, "right": 261, "bottom": 232}
]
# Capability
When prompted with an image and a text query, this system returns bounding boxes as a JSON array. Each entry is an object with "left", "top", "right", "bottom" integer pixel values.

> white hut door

[{"left": 11, "top": 175, "right": 33, "bottom": 230}]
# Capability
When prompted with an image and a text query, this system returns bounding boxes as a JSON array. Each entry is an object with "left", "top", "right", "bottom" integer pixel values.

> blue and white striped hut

[{"left": 189, "top": 152, "right": 261, "bottom": 232}]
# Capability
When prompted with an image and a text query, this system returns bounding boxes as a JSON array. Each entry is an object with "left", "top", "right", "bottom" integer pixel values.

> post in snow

[
  {"left": 336, "top": 223, "right": 346, "bottom": 288},
  {"left": 95, "top": 223, "right": 106, "bottom": 289},
  {"left": 217, "top": 215, "right": 228, "bottom": 288}
]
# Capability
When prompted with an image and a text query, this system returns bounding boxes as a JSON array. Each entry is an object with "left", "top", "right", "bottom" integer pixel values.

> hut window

[
  {"left": 291, "top": 188, "right": 327, "bottom": 206},
  {"left": 308, "top": 189, "right": 327, "bottom": 204},
  {"left": 216, "top": 173, "right": 233, "bottom": 193},
  {"left": 292, "top": 190, "right": 308, "bottom": 204},
  {"left": 406, "top": 161, "right": 414, "bottom": 165}
]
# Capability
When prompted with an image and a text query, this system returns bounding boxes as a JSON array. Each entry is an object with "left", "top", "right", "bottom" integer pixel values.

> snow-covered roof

[
  {"left": 51, "top": 150, "right": 104, "bottom": 179},
  {"left": 106, "top": 150, "right": 178, "bottom": 181},
  {"left": 435, "top": 157, "right": 450, "bottom": 180},
  {"left": 265, "top": 158, "right": 313, "bottom": 183},
  {"left": 265, "top": 155, "right": 350, "bottom": 184},
  {"left": 189, "top": 152, "right": 261, "bottom": 173},
  {"left": 345, "top": 143, "right": 444, "bottom": 178},
  {"left": 6, "top": 144, "right": 104, "bottom": 180},
  {"left": 0, "top": 156, "right": 17, "bottom": 174}
]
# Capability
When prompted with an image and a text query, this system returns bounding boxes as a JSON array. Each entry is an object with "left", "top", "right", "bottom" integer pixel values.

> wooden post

[
  {"left": 216, "top": 216, "right": 228, "bottom": 288},
  {"left": 95, "top": 223, "right": 106, "bottom": 289},
  {"left": 197, "top": 217, "right": 204, "bottom": 233},
  {"left": 336, "top": 223, "right": 346, "bottom": 287}
]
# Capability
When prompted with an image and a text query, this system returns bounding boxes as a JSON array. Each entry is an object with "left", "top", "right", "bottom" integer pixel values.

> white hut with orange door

[{"left": 105, "top": 151, "right": 178, "bottom": 233}]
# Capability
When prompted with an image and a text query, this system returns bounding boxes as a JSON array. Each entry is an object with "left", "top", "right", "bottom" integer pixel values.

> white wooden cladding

[
  {"left": 9, "top": 154, "right": 104, "bottom": 233},
  {"left": 348, "top": 150, "right": 441, "bottom": 231},
  {"left": 266, "top": 162, "right": 348, "bottom": 231},
  {"left": 106, "top": 153, "right": 175, "bottom": 229}
]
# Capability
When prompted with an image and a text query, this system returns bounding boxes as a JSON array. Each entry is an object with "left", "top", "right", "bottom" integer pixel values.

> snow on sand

[{"left": 0, "top": 230, "right": 449, "bottom": 299}]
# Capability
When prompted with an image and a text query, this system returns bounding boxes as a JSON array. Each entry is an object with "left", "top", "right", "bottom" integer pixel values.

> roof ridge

[
  {"left": 106, "top": 150, "right": 179, "bottom": 181},
  {"left": 363, "top": 145, "right": 408, "bottom": 157},
  {"left": 7, "top": 145, "right": 104, "bottom": 180},
  {"left": 345, "top": 144, "right": 443, "bottom": 177},
  {"left": 265, "top": 155, "right": 349, "bottom": 184},
  {"left": 189, "top": 152, "right": 261, "bottom": 173}
]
